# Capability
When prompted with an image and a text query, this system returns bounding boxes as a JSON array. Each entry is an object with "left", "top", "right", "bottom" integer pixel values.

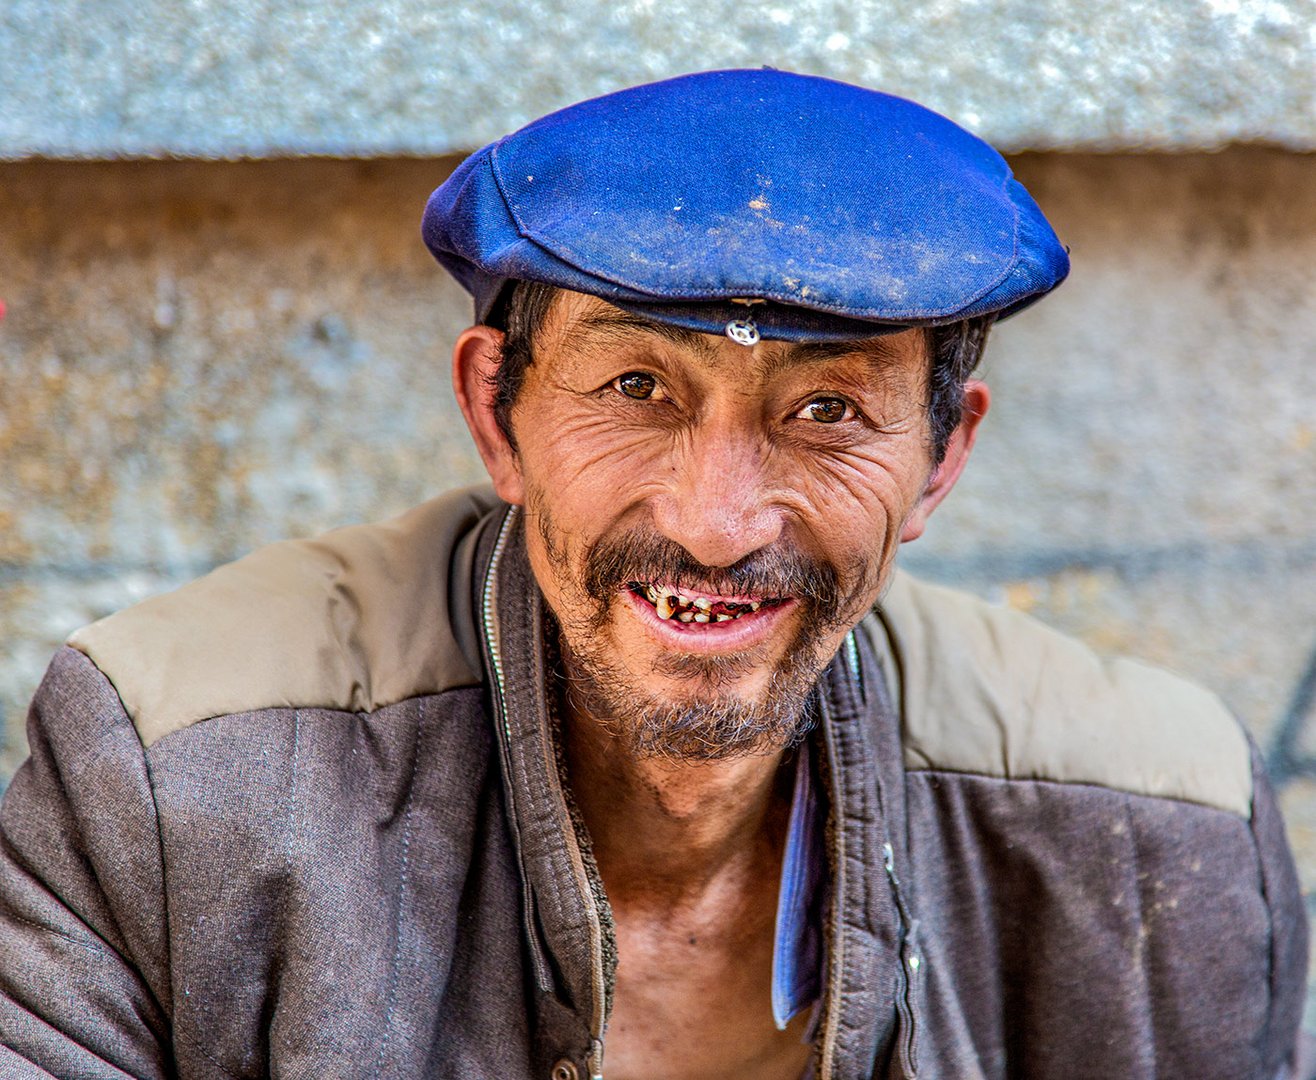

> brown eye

[
  {"left": 801, "top": 397, "right": 852, "bottom": 423},
  {"left": 614, "top": 372, "right": 659, "bottom": 400}
]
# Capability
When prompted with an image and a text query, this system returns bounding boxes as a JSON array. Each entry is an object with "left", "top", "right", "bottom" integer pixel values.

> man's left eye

[
  {"left": 612, "top": 372, "right": 664, "bottom": 400},
  {"left": 798, "top": 397, "right": 854, "bottom": 423}
]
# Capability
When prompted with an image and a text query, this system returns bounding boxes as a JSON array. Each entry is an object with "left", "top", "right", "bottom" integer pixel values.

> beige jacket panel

[
  {"left": 69, "top": 485, "right": 502, "bottom": 748},
  {"left": 868, "top": 570, "right": 1253, "bottom": 818}
]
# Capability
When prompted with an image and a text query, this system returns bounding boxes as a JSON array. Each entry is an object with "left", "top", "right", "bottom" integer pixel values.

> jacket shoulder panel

[
  {"left": 68, "top": 485, "right": 505, "bottom": 748},
  {"left": 866, "top": 570, "right": 1252, "bottom": 817}
]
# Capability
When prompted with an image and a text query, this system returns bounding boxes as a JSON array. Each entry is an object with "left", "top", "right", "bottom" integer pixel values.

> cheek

[
  {"left": 774, "top": 442, "right": 931, "bottom": 551},
  {"left": 517, "top": 414, "right": 671, "bottom": 605},
  {"left": 519, "top": 407, "right": 677, "bottom": 508}
]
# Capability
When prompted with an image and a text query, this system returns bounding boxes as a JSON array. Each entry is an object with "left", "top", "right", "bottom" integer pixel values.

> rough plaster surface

[
  {"left": 3, "top": 0, "right": 1316, "bottom": 158},
  {"left": 1, "top": 151, "right": 1315, "bottom": 1014}
]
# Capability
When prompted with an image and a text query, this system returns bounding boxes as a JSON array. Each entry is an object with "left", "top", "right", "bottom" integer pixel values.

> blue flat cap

[{"left": 423, "top": 68, "right": 1068, "bottom": 342}]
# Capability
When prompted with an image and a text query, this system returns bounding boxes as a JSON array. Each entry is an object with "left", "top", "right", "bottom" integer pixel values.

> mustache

[{"left": 580, "top": 526, "right": 845, "bottom": 614}]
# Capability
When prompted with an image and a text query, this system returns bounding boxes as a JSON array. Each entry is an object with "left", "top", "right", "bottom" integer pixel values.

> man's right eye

[{"left": 613, "top": 372, "right": 660, "bottom": 400}]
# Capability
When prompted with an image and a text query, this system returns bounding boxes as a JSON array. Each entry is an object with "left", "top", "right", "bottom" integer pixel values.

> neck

[{"left": 560, "top": 688, "right": 794, "bottom": 911}]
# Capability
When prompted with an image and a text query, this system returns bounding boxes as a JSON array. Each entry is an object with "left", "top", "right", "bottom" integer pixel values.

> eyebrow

[
  {"left": 758, "top": 336, "right": 913, "bottom": 383},
  {"left": 571, "top": 308, "right": 721, "bottom": 362}
]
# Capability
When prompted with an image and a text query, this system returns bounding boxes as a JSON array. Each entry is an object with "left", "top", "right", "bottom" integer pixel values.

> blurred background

[{"left": 2, "top": 0, "right": 1315, "bottom": 1025}]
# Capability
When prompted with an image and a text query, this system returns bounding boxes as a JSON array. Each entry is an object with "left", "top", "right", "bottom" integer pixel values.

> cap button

[{"left": 725, "top": 318, "right": 760, "bottom": 346}]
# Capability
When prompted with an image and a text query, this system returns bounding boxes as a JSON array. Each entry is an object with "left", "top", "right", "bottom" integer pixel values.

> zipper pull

[{"left": 587, "top": 1037, "right": 605, "bottom": 1079}]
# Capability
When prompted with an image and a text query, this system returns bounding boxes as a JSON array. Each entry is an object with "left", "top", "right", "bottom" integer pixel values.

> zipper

[
  {"left": 548, "top": 752, "right": 610, "bottom": 1079},
  {"left": 844, "top": 630, "right": 863, "bottom": 699},
  {"left": 481, "top": 507, "right": 608, "bottom": 1078},
  {"left": 815, "top": 681, "right": 848, "bottom": 1080},
  {"left": 821, "top": 632, "right": 922, "bottom": 1077},
  {"left": 480, "top": 508, "right": 554, "bottom": 994},
  {"left": 884, "top": 842, "right": 921, "bottom": 1077}
]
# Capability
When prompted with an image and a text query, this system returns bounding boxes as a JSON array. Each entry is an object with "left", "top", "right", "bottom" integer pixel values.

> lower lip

[{"left": 621, "top": 588, "right": 796, "bottom": 653}]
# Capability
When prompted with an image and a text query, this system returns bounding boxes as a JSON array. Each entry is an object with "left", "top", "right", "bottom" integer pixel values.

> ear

[
  {"left": 452, "top": 324, "right": 525, "bottom": 505},
  {"left": 900, "top": 379, "right": 990, "bottom": 543}
]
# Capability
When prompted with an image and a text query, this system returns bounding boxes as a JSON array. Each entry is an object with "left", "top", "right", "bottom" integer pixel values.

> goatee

[{"left": 539, "top": 512, "right": 876, "bottom": 762}]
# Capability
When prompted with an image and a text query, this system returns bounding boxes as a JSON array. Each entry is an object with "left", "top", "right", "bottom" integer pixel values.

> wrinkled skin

[
  {"left": 456, "top": 291, "right": 985, "bottom": 750},
  {"left": 454, "top": 288, "right": 987, "bottom": 1080}
]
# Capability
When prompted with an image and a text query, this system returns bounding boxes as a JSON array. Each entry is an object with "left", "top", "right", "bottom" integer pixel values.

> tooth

[
  {"left": 678, "top": 610, "right": 695, "bottom": 623},
  {"left": 715, "top": 614, "right": 732, "bottom": 622},
  {"left": 693, "top": 598, "right": 712, "bottom": 612},
  {"left": 748, "top": 601, "right": 761, "bottom": 612},
  {"left": 694, "top": 613, "right": 710, "bottom": 623},
  {"left": 656, "top": 595, "right": 675, "bottom": 620},
  {"left": 646, "top": 585, "right": 659, "bottom": 602}
]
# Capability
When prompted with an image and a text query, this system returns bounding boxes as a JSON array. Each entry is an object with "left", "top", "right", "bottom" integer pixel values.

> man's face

[{"left": 459, "top": 290, "right": 979, "bottom": 760}]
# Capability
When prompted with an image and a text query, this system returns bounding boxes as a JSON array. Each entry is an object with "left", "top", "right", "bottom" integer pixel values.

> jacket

[{"left": 0, "top": 486, "right": 1307, "bottom": 1078}]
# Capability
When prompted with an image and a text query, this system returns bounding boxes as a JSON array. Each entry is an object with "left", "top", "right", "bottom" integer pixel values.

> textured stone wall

[
  {"left": 2, "top": 151, "right": 1315, "bottom": 1019},
  {"left": 3, "top": 0, "right": 1315, "bottom": 157}
]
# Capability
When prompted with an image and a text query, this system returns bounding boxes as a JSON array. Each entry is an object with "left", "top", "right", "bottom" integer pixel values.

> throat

[{"left": 559, "top": 686, "right": 795, "bottom": 903}]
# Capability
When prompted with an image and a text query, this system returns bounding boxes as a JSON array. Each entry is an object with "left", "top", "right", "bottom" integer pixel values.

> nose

[{"left": 650, "top": 424, "right": 784, "bottom": 568}]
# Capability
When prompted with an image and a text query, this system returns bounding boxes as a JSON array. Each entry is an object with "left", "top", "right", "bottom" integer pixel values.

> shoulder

[
  {"left": 66, "top": 485, "right": 506, "bottom": 749},
  {"left": 864, "top": 570, "right": 1252, "bottom": 817}
]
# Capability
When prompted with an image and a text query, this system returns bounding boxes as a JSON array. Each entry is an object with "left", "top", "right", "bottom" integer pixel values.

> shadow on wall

[{"left": 1272, "top": 642, "right": 1316, "bottom": 786}]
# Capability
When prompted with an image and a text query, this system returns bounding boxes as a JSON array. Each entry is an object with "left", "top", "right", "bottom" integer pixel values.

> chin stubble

[{"left": 556, "top": 624, "right": 823, "bottom": 761}]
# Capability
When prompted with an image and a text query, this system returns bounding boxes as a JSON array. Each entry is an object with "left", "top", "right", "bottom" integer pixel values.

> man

[{"left": 0, "top": 69, "right": 1306, "bottom": 1079}]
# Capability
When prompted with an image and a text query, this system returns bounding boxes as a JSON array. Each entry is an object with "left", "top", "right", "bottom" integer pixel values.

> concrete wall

[
  {"left": 4, "top": 148, "right": 1314, "bottom": 774},
  {"left": 4, "top": 0, "right": 1315, "bottom": 158},
  {"left": 2, "top": 149, "right": 1315, "bottom": 1020}
]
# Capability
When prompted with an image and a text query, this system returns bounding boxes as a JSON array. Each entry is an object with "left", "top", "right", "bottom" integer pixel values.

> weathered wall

[
  {"left": 2, "top": 152, "right": 1315, "bottom": 1022},
  {"left": 3, "top": 0, "right": 1315, "bottom": 156},
  {"left": 2, "top": 152, "right": 1314, "bottom": 763}
]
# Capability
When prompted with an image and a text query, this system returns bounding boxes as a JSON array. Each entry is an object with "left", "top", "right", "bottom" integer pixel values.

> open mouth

[{"left": 627, "top": 582, "right": 788, "bottom": 624}]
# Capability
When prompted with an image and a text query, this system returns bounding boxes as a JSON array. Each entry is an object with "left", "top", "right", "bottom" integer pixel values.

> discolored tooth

[
  {"left": 678, "top": 610, "right": 695, "bottom": 623},
  {"left": 645, "top": 584, "right": 659, "bottom": 603},
  {"left": 656, "top": 595, "right": 675, "bottom": 620},
  {"left": 715, "top": 613, "right": 732, "bottom": 622},
  {"left": 747, "top": 601, "right": 761, "bottom": 612},
  {"left": 693, "top": 597, "right": 712, "bottom": 612},
  {"left": 694, "top": 613, "right": 710, "bottom": 623}
]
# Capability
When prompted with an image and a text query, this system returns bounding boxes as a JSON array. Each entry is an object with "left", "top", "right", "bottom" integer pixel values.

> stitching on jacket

[
  {"left": 4, "top": 911, "right": 108, "bottom": 956},
  {"left": 139, "top": 751, "right": 176, "bottom": 1025},
  {"left": 1247, "top": 746, "right": 1291, "bottom": 1072},
  {"left": 374, "top": 706, "right": 423, "bottom": 1072},
  {"left": 171, "top": 1023, "right": 245, "bottom": 1080},
  {"left": 905, "top": 767, "right": 1249, "bottom": 817},
  {"left": 1119, "top": 796, "right": 1157, "bottom": 1076},
  {"left": 276, "top": 707, "right": 302, "bottom": 978}
]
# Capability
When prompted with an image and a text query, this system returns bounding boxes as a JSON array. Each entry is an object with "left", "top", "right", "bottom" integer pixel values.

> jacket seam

[
  {"left": 3, "top": 911, "right": 110, "bottom": 957},
  {"left": 140, "top": 684, "right": 485, "bottom": 751},
  {"left": 1248, "top": 749, "right": 1293, "bottom": 1075},
  {"left": 67, "top": 646, "right": 177, "bottom": 1027},
  {"left": 269, "top": 708, "right": 302, "bottom": 1020},
  {"left": 170, "top": 1024, "right": 244, "bottom": 1080},
  {"left": 1118, "top": 796, "right": 1158, "bottom": 1077},
  {"left": 372, "top": 705, "right": 424, "bottom": 1073},
  {"left": 904, "top": 766, "right": 1249, "bottom": 817}
]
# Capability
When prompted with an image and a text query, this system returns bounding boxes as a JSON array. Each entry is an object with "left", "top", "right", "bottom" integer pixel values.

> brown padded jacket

[{"left": 0, "top": 486, "right": 1307, "bottom": 1078}]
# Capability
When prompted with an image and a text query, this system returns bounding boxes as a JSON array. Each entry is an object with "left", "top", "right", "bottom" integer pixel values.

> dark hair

[{"left": 489, "top": 280, "right": 991, "bottom": 465}]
